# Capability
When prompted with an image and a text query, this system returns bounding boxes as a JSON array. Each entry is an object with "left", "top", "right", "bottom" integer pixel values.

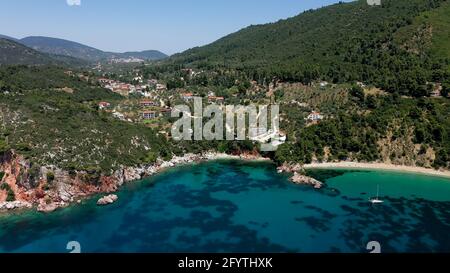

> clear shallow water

[{"left": 1, "top": 160, "right": 450, "bottom": 253}]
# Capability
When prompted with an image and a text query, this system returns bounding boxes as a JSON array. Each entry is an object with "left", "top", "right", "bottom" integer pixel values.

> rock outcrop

[
  {"left": 37, "top": 201, "right": 67, "bottom": 213},
  {"left": 290, "top": 172, "right": 323, "bottom": 189},
  {"left": 97, "top": 194, "right": 118, "bottom": 206},
  {"left": 278, "top": 162, "right": 324, "bottom": 189},
  {"left": 0, "top": 201, "right": 32, "bottom": 210}
]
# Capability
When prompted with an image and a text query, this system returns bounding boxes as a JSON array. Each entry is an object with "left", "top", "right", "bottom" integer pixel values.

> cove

[{"left": 0, "top": 160, "right": 450, "bottom": 253}]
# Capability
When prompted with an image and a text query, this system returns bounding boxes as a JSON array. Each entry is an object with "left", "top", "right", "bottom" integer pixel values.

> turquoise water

[{"left": 1, "top": 160, "right": 450, "bottom": 253}]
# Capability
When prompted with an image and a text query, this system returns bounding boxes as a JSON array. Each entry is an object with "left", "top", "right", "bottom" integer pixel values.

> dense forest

[{"left": 165, "top": 0, "right": 450, "bottom": 97}]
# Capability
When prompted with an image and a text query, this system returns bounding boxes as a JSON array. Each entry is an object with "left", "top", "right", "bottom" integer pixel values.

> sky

[{"left": 0, "top": 0, "right": 352, "bottom": 55}]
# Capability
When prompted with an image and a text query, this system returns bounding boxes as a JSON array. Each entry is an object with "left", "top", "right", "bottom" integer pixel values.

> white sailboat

[{"left": 369, "top": 185, "right": 384, "bottom": 204}]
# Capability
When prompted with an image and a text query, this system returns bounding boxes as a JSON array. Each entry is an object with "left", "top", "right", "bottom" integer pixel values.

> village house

[
  {"left": 98, "top": 102, "right": 111, "bottom": 110},
  {"left": 182, "top": 93, "right": 195, "bottom": 102},
  {"left": 160, "top": 108, "right": 172, "bottom": 117},
  {"left": 306, "top": 111, "right": 324, "bottom": 121},
  {"left": 208, "top": 96, "right": 225, "bottom": 104},
  {"left": 142, "top": 111, "right": 157, "bottom": 120},
  {"left": 140, "top": 100, "right": 157, "bottom": 107},
  {"left": 156, "top": 83, "right": 167, "bottom": 91},
  {"left": 248, "top": 127, "right": 287, "bottom": 149}
]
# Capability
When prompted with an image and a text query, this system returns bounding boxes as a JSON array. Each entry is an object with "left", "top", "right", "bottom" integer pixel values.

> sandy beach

[{"left": 303, "top": 162, "right": 450, "bottom": 179}]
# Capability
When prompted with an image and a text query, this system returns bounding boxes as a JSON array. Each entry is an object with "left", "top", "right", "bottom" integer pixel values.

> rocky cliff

[{"left": 0, "top": 151, "right": 219, "bottom": 212}]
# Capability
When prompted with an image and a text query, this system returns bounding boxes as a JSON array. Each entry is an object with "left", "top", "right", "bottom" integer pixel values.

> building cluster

[
  {"left": 249, "top": 127, "right": 287, "bottom": 150},
  {"left": 98, "top": 78, "right": 167, "bottom": 97},
  {"left": 140, "top": 99, "right": 172, "bottom": 121}
]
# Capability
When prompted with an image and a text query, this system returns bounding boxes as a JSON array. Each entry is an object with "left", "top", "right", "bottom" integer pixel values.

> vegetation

[
  {"left": 275, "top": 92, "right": 450, "bottom": 169},
  {"left": 0, "top": 66, "right": 171, "bottom": 171},
  {"left": 46, "top": 172, "right": 55, "bottom": 183},
  {"left": 0, "top": 38, "right": 55, "bottom": 66},
  {"left": 19, "top": 36, "right": 168, "bottom": 61},
  {"left": 164, "top": 0, "right": 450, "bottom": 98},
  {"left": 0, "top": 183, "right": 15, "bottom": 202},
  {"left": 0, "top": 38, "right": 85, "bottom": 67},
  {"left": 0, "top": 136, "right": 8, "bottom": 156}
]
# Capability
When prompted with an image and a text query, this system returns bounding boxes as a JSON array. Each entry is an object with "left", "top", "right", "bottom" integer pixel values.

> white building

[{"left": 306, "top": 111, "right": 324, "bottom": 121}]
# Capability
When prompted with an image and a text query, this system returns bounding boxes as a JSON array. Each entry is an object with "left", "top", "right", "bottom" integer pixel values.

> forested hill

[
  {"left": 167, "top": 0, "right": 450, "bottom": 96},
  {"left": 0, "top": 38, "right": 55, "bottom": 66}
]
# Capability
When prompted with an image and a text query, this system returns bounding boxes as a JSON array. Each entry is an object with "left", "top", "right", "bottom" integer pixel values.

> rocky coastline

[
  {"left": 277, "top": 162, "right": 324, "bottom": 189},
  {"left": 0, "top": 151, "right": 267, "bottom": 213}
]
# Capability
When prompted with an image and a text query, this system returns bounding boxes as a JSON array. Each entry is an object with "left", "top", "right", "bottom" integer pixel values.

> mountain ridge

[
  {"left": 0, "top": 38, "right": 57, "bottom": 66},
  {"left": 0, "top": 35, "right": 168, "bottom": 62}
]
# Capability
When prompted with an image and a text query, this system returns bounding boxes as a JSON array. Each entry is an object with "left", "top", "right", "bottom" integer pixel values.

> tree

[
  {"left": 6, "top": 188, "right": 15, "bottom": 202},
  {"left": 46, "top": 172, "right": 55, "bottom": 184},
  {"left": 366, "top": 95, "right": 378, "bottom": 109},
  {"left": 442, "top": 83, "right": 450, "bottom": 98},
  {"left": 0, "top": 137, "right": 8, "bottom": 155},
  {"left": 350, "top": 85, "right": 365, "bottom": 103},
  {"left": 0, "top": 183, "right": 15, "bottom": 202},
  {"left": 433, "top": 149, "right": 448, "bottom": 169}
]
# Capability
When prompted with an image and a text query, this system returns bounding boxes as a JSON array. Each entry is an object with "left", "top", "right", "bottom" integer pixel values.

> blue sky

[{"left": 0, "top": 0, "right": 352, "bottom": 55}]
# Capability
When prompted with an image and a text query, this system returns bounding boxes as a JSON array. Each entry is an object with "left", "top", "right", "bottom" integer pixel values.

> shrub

[
  {"left": 350, "top": 85, "right": 365, "bottom": 103},
  {"left": 0, "top": 137, "right": 9, "bottom": 155},
  {"left": 0, "top": 183, "right": 9, "bottom": 191},
  {"left": 6, "top": 189, "right": 15, "bottom": 202},
  {"left": 46, "top": 171, "right": 55, "bottom": 183},
  {"left": 0, "top": 183, "right": 15, "bottom": 202},
  {"left": 141, "top": 151, "right": 158, "bottom": 164}
]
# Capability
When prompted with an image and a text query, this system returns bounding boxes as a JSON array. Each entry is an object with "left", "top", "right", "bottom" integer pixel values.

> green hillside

[
  {"left": 167, "top": 0, "right": 450, "bottom": 96},
  {"left": 0, "top": 38, "right": 55, "bottom": 66},
  {"left": 0, "top": 38, "right": 88, "bottom": 67},
  {"left": 0, "top": 66, "right": 171, "bottom": 171},
  {"left": 394, "top": 0, "right": 450, "bottom": 60}
]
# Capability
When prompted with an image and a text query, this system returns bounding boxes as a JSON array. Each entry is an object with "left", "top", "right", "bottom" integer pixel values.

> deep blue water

[{"left": 1, "top": 160, "right": 450, "bottom": 253}]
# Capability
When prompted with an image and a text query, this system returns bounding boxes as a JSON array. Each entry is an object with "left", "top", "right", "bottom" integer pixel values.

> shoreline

[
  {"left": 3, "top": 155, "right": 450, "bottom": 213},
  {"left": 0, "top": 152, "right": 269, "bottom": 213},
  {"left": 303, "top": 162, "right": 450, "bottom": 179}
]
